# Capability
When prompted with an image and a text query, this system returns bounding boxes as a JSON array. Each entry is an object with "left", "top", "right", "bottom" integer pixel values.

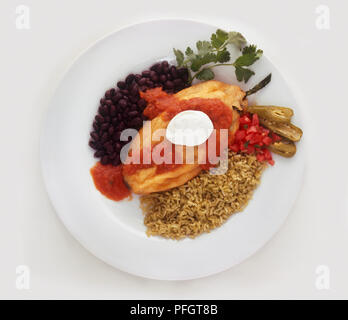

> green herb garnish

[{"left": 173, "top": 29, "right": 263, "bottom": 85}]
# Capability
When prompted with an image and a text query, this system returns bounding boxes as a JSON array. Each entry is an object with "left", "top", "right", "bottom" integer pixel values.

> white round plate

[{"left": 41, "top": 19, "right": 305, "bottom": 280}]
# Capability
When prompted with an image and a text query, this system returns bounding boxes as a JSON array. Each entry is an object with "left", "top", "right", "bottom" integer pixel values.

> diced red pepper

[
  {"left": 228, "top": 112, "right": 277, "bottom": 165},
  {"left": 235, "top": 130, "right": 246, "bottom": 142},
  {"left": 239, "top": 115, "right": 251, "bottom": 125},
  {"left": 247, "top": 144, "right": 255, "bottom": 154},
  {"left": 271, "top": 132, "right": 282, "bottom": 142},
  {"left": 247, "top": 125, "right": 258, "bottom": 134},
  {"left": 252, "top": 113, "right": 259, "bottom": 126},
  {"left": 230, "top": 143, "right": 239, "bottom": 153},
  {"left": 262, "top": 136, "right": 273, "bottom": 146},
  {"left": 257, "top": 153, "right": 265, "bottom": 162},
  {"left": 263, "top": 149, "right": 272, "bottom": 160}
]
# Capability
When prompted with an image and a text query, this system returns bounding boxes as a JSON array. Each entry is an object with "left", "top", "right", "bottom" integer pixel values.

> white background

[{"left": 0, "top": 0, "right": 347, "bottom": 299}]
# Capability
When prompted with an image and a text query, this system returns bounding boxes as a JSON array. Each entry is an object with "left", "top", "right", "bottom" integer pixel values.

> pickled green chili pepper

[
  {"left": 269, "top": 139, "right": 297, "bottom": 157},
  {"left": 259, "top": 117, "right": 303, "bottom": 142},
  {"left": 246, "top": 105, "right": 293, "bottom": 123}
]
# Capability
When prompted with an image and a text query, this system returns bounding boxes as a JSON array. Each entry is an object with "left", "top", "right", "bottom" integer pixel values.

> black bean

[
  {"left": 126, "top": 74, "right": 135, "bottom": 84},
  {"left": 130, "top": 117, "right": 142, "bottom": 128},
  {"left": 150, "top": 63, "right": 160, "bottom": 72},
  {"left": 106, "top": 144, "right": 114, "bottom": 155},
  {"left": 99, "top": 105, "right": 108, "bottom": 116},
  {"left": 94, "top": 150, "right": 104, "bottom": 158},
  {"left": 90, "top": 131, "right": 99, "bottom": 140},
  {"left": 95, "top": 115, "right": 104, "bottom": 123},
  {"left": 146, "top": 80, "right": 154, "bottom": 88},
  {"left": 178, "top": 67, "right": 188, "bottom": 76},
  {"left": 178, "top": 68, "right": 189, "bottom": 82},
  {"left": 118, "top": 99, "right": 127, "bottom": 109},
  {"left": 182, "top": 75, "right": 188, "bottom": 83},
  {"left": 123, "top": 110, "right": 129, "bottom": 119},
  {"left": 129, "top": 111, "right": 138, "bottom": 117},
  {"left": 115, "top": 142, "right": 122, "bottom": 152},
  {"left": 110, "top": 105, "right": 116, "bottom": 116},
  {"left": 108, "top": 152, "right": 116, "bottom": 160},
  {"left": 170, "top": 66, "right": 178, "bottom": 78},
  {"left": 101, "top": 156, "right": 110, "bottom": 165},
  {"left": 113, "top": 132, "right": 121, "bottom": 141},
  {"left": 165, "top": 80, "right": 174, "bottom": 89},
  {"left": 151, "top": 74, "right": 159, "bottom": 83},
  {"left": 108, "top": 126, "right": 114, "bottom": 135},
  {"left": 137, "top": 98, "right": 147, "bottom": 108},
  {"left": 162, "top": 66, "right": 169, "bottom": 74},
  {"left": 93, "top": 121, "right": 99, "bottom": 131},
  {"left": 94, "top": 141, "right": 102, "bottom": 149},
  {"left": 138, "top": 77, "right": 147, "bottom": 86},
  {"left": 118, "top": 122, "right": 125, "bottom": 131},
  {"left": 166, "top": 74, "right": 173, "bottom": 80},
  {"left": 100, "top": 98, "right": 106, "bottom": 105},
  {"left": 130, "top": 96, "right": 139, "bottom": 103},
  {"left": 112, "top": 155, "right": 121, "bottom": 166},
  {"left": 173, "top": 78, "right": 183, "bottom": 87},
  {"left": 117, "top": 81, "right": 126, "bottom": 89},
  {"left": 89, "top": 139, "right": 96, "bottom": 149},
  {"left": 105, "top": 100, "right": 112, "bottom": 106},
  {"left": 130, "top": 84, "right": 139, "bottom": 96},
  {"left": 112, "top": 92, "right": 122, "bottom": 103},
  {"left": 100, "top": 122, "right": 110, "bottom": 131},
  {"left": 135, "top": 74, "right": 142, "bottom": 82},
  {"left": 100, "top": 136, "right": 108, "bottom": 144},
  {"left": 142, "top": 70, "right": 151, "bottom": 78},
  {"left": 112, "top": 118, "right": 118, "bottom": 126},
  {"left": 159, "top": 74, "right": 167, "bottom": 83},
  {"left": 161, "top": 61, "right": 169, "bottom": 68},
  {"left": 103, "top": 140, "right": 112, "bottom": 148},
  {"left": 105, "top": 90, "right": 112, "bottom": 99}
]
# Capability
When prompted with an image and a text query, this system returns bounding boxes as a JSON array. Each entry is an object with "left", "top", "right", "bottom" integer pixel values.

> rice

[{"left": 140, "top": 152, "right": 266, "bottom": 240}]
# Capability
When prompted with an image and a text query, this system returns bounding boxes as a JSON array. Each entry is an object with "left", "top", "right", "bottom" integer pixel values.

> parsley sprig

[{"left": 173, "top": 29, "right": 263, "bottom": 85}]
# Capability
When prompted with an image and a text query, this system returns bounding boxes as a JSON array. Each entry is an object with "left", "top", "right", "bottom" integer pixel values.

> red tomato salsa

[
  {"left": 90, "top": 162, "right": 131, "bottom": 201},
  {"left": 141, "top": 87, "right": 233, "bottom": 129}
]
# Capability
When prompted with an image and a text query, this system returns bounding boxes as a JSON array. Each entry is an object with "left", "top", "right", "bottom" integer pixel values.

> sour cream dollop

[{"left": 165, "top": 110, "right": 214, "bottom": 147}]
